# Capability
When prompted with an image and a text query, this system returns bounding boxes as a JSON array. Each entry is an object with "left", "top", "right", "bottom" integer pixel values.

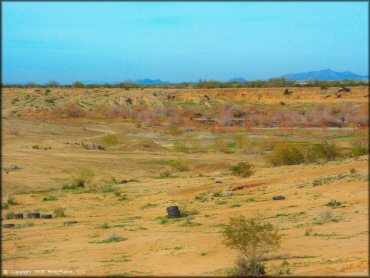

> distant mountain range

[
  {"left": 78, "top": 69, "right": 367, "bottom": 85},
  {"left": 283, "top": 69, "right": 368, "bottom": 81},
  {"left": 134, "top": 79, "right": 168, "bottom": 84}
]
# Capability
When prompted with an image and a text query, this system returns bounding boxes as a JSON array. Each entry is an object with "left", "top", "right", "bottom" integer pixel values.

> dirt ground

[{"left": 2, "top": 87, "right": 368, "bottom": 276}]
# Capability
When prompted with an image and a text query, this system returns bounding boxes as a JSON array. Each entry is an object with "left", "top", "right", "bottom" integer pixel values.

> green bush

[
  {"left": 267, "top": 142, "right": 305, "bottom": 166},
  {"left": 170, "top": 159, "right": 189, "bottom": 172},
  {"left": 350, "top": 139, "right": 368, "bottom": 158},
  {"left": 231, "top": 162, "right": 254, "bottom": 177}
]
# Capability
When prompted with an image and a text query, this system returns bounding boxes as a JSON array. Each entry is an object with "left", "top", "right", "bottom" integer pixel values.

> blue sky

[{"left": 3, "top": 2, "right": 369, "bottom": 84}]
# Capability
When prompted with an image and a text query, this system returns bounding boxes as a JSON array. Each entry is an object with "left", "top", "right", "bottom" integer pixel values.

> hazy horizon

[{"left": 3, "top": 2, "right": 369, "bottom": 84}]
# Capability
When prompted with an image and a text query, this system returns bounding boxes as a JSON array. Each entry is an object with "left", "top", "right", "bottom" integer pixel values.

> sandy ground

[{"left": 2, "top": 88, "right": 369, "bottom": 276}]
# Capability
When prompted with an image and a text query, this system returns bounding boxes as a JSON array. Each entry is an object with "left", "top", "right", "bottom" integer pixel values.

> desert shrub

[
  {"left": 54, "top": 207, "right": 66, "bottom": 217},
  {"left": 101, "top": 134, "right": 119, "bottom": 147},
  {"left": 170, "top": 158, "right": 189, "bottom": 172},
  {"left": 88, "top": 179, "right": 115, "bottom": 193},
  {"left": 315, "top": 141, "right": 340, "bottom": 160},
  {"left": 317, "top": 209, "right": 334, "bottom": 224},
  {"left": 304, "top": 225, "right": 313, "bottom": 236},
  {"left": 43, "top": 195, "right": 58, "bottom": 201},
  {"left": 98, "top": 222, "right": 110, "bottom": 229},
  {"left": 229, "top": 257, "right": 266, "bottom": 277},
  {"left": 224, "top": 216, "right": 281, "bottom": 277},
  {"left": 134, "top": 120, "right": 142, "bottom": 128},
  {"left": 231, "top": 162, "right": 255, "bottom": 177},
  {"left": 275, "top": 260, "right": 291, "bottom": 276},
  {"left": 63, "top": 103, "right": 85, "bottom": 118},
  {"left": 140, "top": 203, "right": 158, "bottom": 209},
  {"left": 325, "top": 200, "right": 342, "bottom": 208},
  {"left": 159, "top": 170, "right": 172, "bottom": 178},
  {"left": 312, "top": 178, "right": 323, "bottom": 186},
  {"left": 100, "top": 234, "right": 127, "bottom": 243},
  {"left": 351, "top": 140, "right": 368, "bottom": 157},
  {"left": 11, "top": 97, "right": 20, "bottom": 104},
  {"left": 7, "top": 196, "right": 18, "bottom": 205},
  {"left": 45, "top": 97, "right": 56, "bottom": 104},
  {"left": 303, "top": 142, "right": 341, "bottom": 163},
  {"left": 64, "top": 168, "right": 95, "bottom": 189},
  {"left": 267, "top": 142, "right": 305, "bottom": 166},
  {"left": 212, "top": 190, "right": 223, "bottom": 197},
  {"left": 4, "top": 165, "right": 22, "bottom": 174}
]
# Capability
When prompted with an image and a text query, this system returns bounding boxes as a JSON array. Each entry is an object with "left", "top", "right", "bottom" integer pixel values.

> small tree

[
  {"left": 224, "top": 216, "right": 281, "bottom": 277},
  {"left": 45, "top": 80, "right": 59, "bottom": 87},
  {"left": 72, "top": 81, "right": 85, "bottom": 88}
]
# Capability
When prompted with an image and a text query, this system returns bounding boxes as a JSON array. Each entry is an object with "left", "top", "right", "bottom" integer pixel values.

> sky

[{"left": 3, "top": 2, "right": 369, "bottom": 84}]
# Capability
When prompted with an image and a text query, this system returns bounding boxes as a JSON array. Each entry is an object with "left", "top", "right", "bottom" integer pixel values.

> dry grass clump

[
  {"left": 54, "top": 207, "right": 66, "bottom": 217},
  {"left": 63, "top": 168, "right": 95, "bottom": 189}
]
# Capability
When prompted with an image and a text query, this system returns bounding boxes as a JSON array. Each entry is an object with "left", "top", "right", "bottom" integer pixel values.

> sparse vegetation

[
  {"left": 93, "top": 234, "right": 127, "bottom": 244},
  {"left": 43, "top": 195, "right": 58, "bottom": 201},
  {"left": 2, "top": 84, "right": 368, "bottom": 276},
  {"left": 63, "top": 168, "right": 95, "bottom": 189},
  {"left": 98, "top": 222, "right": 110, "bottom": 229},
  {"left": 7, "top": 196, "right": 18, "bottom": 205},
  {"left": 316, "top": 209, "right": 336, "bottom": 224},
  {"left": 4, "top": 165, "right": 22, "bottom": 174}
]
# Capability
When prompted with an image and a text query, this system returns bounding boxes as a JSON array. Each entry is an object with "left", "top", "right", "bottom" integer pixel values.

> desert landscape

[{"left": 2, "top": 86, "right": 368, "bottom": 276}]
